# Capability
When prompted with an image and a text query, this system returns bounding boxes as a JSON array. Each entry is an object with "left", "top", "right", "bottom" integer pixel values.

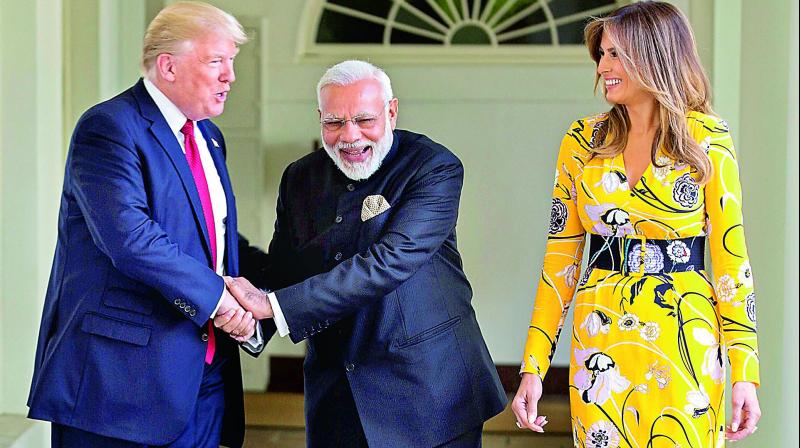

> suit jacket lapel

[{"left": 131, "top": 79, "right": 214, "bottom": 265}]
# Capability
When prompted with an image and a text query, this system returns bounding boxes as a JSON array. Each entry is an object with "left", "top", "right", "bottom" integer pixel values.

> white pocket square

[{"left": 361, "top": 195, "right": 391, "bottom": 222}]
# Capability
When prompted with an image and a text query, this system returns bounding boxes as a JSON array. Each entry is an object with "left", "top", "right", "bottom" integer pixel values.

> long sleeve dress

[{"left": 521, "top": 111, "right": 760, "bottom": 448}]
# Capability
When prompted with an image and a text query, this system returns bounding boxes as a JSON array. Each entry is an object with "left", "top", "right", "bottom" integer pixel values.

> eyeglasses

[{"left": 320, "top": 108, "right": 386, "bottom": 132}]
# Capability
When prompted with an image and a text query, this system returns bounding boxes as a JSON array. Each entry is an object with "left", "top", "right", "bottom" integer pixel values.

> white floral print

[
  {"left": 627, "top": 242, "right": 665, "bottom": 274},
  {"left": 556, "top": 263, "right": 579, "bottom": 288},
  {"left": 573, "top": 348, "right": 631, "bottom": 405},
  {"left": 596, "top": 171, "right": 628, "bottom": 194},
  {"left": 746, "top": 293, "right": 757, "bottom": 323},
  {"left": 581, "top": 310, "right": 612, "bottom": 337},
  {"left": 715, "top": 274, "right": 737, "bottom": 302},
  {"left": 618, "top": 313, "right": 640, "bottom": 331},
  {"left": 699, "top": 135, "right": 712, "bottom": 154},
  {"left": 585, "top": 204, "right": 634, "bottom": 236},
  {"left": 673, "top": 173, "right": 700, "bottom": 208},
  {"left": 640, "top": 322, "right": 660, "bottom": 342},
  {"left": 549, "top": 198, "right": 568, "bottom": 234},
  {"left": 645, "top": 362, "right": 671, "bottom": 389},
  {"left": 685, "top": 384, "right": 711, "bottom": 418},
  {"left": 693, "top": 327, "right": 724, "bottom": 383},
  {"left": 585, "top": 420, "right": 621, "bottom": 448},
  {"left": 666, "top": 240, "right": 691, "bottom": 264},
  {"left": 652, "top": 156, "right": 673, "bottom": 183}
]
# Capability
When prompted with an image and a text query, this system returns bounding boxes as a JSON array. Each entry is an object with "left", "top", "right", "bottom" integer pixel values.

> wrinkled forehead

[{"left": 319, "top": 79, "right": 385, "bottom": 116}]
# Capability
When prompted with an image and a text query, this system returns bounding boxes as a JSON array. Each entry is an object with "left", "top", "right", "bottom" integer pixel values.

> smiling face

[
  {"left": 318, "top": 78, "right": 398, "bottom": 180},
  {"left": 596, "top": 31, "right": 652, "bottom": 107},
  {"left": 158, "top": 32, "right": 239, "bottom": 121}
]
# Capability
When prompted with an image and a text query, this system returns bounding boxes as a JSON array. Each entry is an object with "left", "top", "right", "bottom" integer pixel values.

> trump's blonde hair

[
  {"left": 141, "top": 1, "right": 247, "bottom": 79},
  {"left": 585, "top": 1, "right": 714, "bottom": 183}
]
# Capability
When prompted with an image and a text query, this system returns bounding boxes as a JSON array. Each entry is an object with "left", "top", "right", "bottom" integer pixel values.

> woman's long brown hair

[{"left": 585, "top": 1, "right": 714, "bottom": 183}]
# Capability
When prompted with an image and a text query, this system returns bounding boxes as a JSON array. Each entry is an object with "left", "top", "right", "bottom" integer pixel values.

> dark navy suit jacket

[
  {"left": 257, "top": 130, "right": 507, "bottom": 447},
  {"left": 27, "top": 79, "right": 259, "bottom": 447}
]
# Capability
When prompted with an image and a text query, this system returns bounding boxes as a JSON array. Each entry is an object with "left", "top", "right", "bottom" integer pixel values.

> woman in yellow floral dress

[{"left": 511, "top": 3, "right": 761, "bottom": 447}]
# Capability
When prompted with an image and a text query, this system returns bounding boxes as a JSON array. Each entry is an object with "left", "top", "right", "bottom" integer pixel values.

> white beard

[{"left": 322, "top": 116, "right": 394, "bottom": 181}]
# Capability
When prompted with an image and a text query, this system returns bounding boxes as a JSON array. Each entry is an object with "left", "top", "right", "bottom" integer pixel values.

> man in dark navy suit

[
  {"left": 223, "top": 60, "right": 507, "bottom": 447},
  {"left": 27, "top": 3, "right": 267, "bottom": 447}
]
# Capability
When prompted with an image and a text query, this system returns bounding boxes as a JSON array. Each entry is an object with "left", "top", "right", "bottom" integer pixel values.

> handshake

[{"left": 213, "top": 276, "right": 272, "bottom": 342}]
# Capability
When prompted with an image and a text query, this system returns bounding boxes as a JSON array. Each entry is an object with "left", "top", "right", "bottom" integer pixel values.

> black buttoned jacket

[{"left": 244, "top": 129, "right": 506, "bottom": 447}]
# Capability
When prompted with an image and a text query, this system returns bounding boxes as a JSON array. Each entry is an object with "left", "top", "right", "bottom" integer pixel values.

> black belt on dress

[{"left": 588, "top": 234, "right": 705, "bottom": 276}]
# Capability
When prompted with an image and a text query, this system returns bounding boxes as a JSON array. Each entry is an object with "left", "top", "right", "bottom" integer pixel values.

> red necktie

[{"left": 180, "top": 119, "right": 217, "bottom": 364}]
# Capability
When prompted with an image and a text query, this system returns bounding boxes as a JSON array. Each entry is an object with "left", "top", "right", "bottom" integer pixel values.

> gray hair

[
  {"left": 316, "top": 60, "right": 394, "bottom": 107},
  {"left": 141, "top": 1, "right": 247, "bottom": 79}
]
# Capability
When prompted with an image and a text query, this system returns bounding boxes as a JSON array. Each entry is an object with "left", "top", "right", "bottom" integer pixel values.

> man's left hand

[{"left": 726, "top": 381, "right": 761, "bottom": 441}]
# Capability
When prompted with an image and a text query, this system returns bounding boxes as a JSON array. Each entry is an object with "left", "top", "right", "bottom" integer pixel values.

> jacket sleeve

[
  {"left": 521, "top": 121, "right": 588, "bottom": 379},
  {"left": 700, "top": 117, "right": 760, "bottom": 386},
  {"left": 68, "top": 111, "right": 223, "bottom": 327},
  {"left": 275, "top": 152, "right": 465, "bottom": 343}
]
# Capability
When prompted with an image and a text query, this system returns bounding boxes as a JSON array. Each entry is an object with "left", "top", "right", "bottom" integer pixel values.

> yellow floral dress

[{"left": 521, "top": 112, "right": 760, "bottom": 448}]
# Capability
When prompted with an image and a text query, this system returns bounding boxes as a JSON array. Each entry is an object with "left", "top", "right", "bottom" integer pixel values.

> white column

[{"left": 0, "top": 0, "right": 63, "bottom": 416}]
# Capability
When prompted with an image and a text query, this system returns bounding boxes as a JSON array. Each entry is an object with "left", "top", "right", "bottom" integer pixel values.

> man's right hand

[
  {"left": 223, "top": 276, "right": 273, "bottom": 320},
  {"left": 214, "top": 288, "right": 256, "bottom": 342},
  {"left": 511, "top": 372, "right": 548, "bottom": 432}
]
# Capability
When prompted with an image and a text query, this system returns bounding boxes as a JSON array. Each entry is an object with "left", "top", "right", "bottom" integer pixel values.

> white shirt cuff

[
  {"left": 268, "top": 291, "right": 290, "bottom": 337},
  {"left": 242, "top": 320, "right": 264, "bottom": 352}
]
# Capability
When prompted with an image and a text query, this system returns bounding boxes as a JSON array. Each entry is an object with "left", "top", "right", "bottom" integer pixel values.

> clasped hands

[{"left": 213, "top": 276, "right": 273, "bottom": 342}]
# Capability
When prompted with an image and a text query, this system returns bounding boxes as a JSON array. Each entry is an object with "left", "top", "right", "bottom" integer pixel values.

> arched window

[{"left": 298, "top": 0, "right": 627, "bottom": 63}]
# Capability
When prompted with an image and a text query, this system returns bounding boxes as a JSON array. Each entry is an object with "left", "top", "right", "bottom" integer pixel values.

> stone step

[{"left": 244, "top": 393, "right": 572, "bottom": 434}]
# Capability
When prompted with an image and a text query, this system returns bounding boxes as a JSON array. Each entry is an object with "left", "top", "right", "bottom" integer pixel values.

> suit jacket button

[
  {"left": 345, "top": 363, "right": 355, "bottom": 372},
  {"left": 334, "top": 252, "right": 342, "bottom": 261},
  {"left": 335, "top": 215, "right": 343, "bottom": 224},
  {"left": 201, "top": 333, "right": 209, "bottom": 342},
  {"left": 347, "top": 184, "right": 355, "bottom": 192}
]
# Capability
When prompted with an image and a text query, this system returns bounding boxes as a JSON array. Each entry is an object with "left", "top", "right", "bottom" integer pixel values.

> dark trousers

[
  {"left": 436, "top": 426, "right": 482, "bottom": 448},
  {"left": 310, "top": 378, "right": 481, "bottom": 448},
  {"left": 51, "top": 357, "right": 228, "bottom": 448}
]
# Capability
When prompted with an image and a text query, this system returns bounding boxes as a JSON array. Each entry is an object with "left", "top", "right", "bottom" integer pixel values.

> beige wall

[
  {"left": 0, "top": 1, "right": 797, "bottom": 447},
  {"left": 734, "top": 0, "right": 798, "bottom": 444}
]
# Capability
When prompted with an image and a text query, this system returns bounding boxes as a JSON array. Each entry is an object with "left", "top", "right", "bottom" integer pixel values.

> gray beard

[{"left": 322, "top": 117, "right": 394, "bottom": 181}]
